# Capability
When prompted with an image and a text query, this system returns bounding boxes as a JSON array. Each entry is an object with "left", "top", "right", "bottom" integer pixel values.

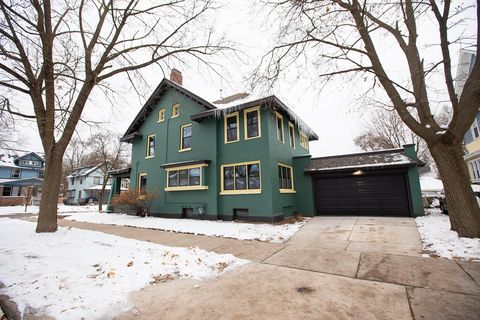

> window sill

[
  {"left": 178, "top": 148, "right": 192, "bottom": 153},
  {"left": 280, "top": 189, "right": 296, "bottom": 194},
  {"left": 145, "top": 156, "right": 155, "bottom": 159},
  {"left": 245, "top": 135, "right": 261, "bottom": 140},
  {"left": 225, "top": 139, "right": 239, "bottom": 144},
  {"left": 157, "top": 120, "right": 165, "bottom": 123},
  {"left": 171, "top": 115, "right": 179, "bottom": 119},
  {"left": 165, "top": 186, "right": 208, "bottom": 192},
  {"left": 220, "top": 189, "right": 261, "bottom": 195}
]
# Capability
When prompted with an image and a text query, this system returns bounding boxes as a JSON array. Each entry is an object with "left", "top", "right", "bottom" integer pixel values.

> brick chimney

[{"left": 170, "top": 68, "right": 183, "bottom": 85}]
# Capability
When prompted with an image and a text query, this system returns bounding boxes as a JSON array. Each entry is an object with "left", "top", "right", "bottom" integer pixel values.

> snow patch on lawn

[
  {"left": 0, "top": 204, "right": 98, "bottom": 216},
  {"left": 416, "top": 212, "right": 480, "bottom": 261},
  {"left": 0, "top": 218, "right": 248, "bottom": 320},
  {"left": 65, "top": 213, "right": 306, "bottom": 243}
]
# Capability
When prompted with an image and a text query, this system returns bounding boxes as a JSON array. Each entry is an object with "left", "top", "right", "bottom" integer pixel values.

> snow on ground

[
  {"left": 0, "top": 218, "right": 248, "bottom": 320},
  {"left": 416, "top": 210, "right": 480, "bottom": 261},
  {"left": 65, "top": 213, "right": 306, "bottom": 243},
  {"left": 0, "top": 204, "right": 98, "bottom": 216}
]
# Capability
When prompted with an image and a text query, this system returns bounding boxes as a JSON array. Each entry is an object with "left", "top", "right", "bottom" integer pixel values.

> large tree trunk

[
  {"left": 429, "top": 140, "right": 480, "bottom": 238},
  {"left": 36, "top": 151, "right": 63, "bottom": 233}
]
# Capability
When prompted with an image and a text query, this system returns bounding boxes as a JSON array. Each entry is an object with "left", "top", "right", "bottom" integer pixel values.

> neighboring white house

[{"left": 65, "top": 164, "right": 112, "bottom": 205}]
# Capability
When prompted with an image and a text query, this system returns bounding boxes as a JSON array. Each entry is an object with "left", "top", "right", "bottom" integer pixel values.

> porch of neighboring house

[
  {"left": 107, "top": 167, "right": 132, "bottom": 212},
  {"left": 0, "top": 178, "right": 44, "bottom": 206},
  {"left": 83, "top": 185, "right": 112, "bottom": 204}
]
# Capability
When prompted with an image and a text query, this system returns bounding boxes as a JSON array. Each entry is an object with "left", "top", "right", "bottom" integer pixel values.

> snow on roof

[
  {"left": 420, "top": 177, "right": 444, "bottom": 191},
  {"left": 305, "top": 149, "right": 418, "bottom": 172},
  {"left": 212, "top": 92, "right": 265, "bottom": 110}
]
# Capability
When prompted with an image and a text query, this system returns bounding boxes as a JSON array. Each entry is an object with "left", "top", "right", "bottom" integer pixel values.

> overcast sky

[{"left": 11, "top": 0, "right": 478, "bottom": 158}]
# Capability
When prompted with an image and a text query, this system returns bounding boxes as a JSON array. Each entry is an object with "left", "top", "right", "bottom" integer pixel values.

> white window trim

[
  {"left": 224, "top": 112, "right": 240, "bottom": 144},
  {"left": 165, "top": 163, "right": 209, "bottom": 191},
  {"left": 471, "top": 118, "right": 480, "bottom": 139},
  {"left": 146, "top": 134, "right": 156, "bottom": 158},
  {"left": 179, "top": 123, "right": 192, "bottom": 152},
  {"left": 244, "top": 106, "right": 261, "bottom": 140},
  {"left": 288, "top": 122, "right": 296, "bottom": 149},
  {"left": 220, "top": 161, "right": 261, "bottom": 195}
]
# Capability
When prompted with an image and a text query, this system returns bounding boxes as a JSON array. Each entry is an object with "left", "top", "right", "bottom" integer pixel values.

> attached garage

[{"left": 303, "top": 145, "right": 424, "bottom": 217}]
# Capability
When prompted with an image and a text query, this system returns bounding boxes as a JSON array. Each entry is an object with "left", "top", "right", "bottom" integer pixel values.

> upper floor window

[
  {"left": 471, "top": 160, "right": 480, "bottom": 180},
  {"left": 180, "top": 124, "right": 192, "bottom": 151},
  {"left": 94, "top": 177, "right": 101, "bottom": 185},
  {"left": 299, "top": 131, "right": 309, "bottom": 150},
  {"left": 225, "top": 113, "right": 239, "bottom": 143},
  {"left": 276, "top": 112, "right": 284, "bottom": 143},
  {"left": 138, "top": 173, "right": 147, "bottom": 195},
  {"left": 11, "top": 168, "right": 21, "bottom": 178},
  {"left": 37, "top": 170, "right": 44, "bottom": 179},
  {"left": 158, "top": 109, "right": 165, "bottom": 122},
  {"left": 288, "top": 122, "right": 295, "bottom": 148},
  {"left": 172, "top": 104, "right": 180, "bottom": 118},
  {"left": 146, "top": 134, "right": 156, "bottom": 158},
  {"left": 471, "top": 119, "right": 480, "bottom": 139},
  {"left": 278, "top": 163, "right": 295, "bottom": 193},
  {"left": 80, "top": 176, "right": 83, "bottom": 184},
  {"left": 221, "top": 161, "right": 261, "bottom": 194},
  {"left": 244, "top": 107, "right": 260, "bottom": 140}
]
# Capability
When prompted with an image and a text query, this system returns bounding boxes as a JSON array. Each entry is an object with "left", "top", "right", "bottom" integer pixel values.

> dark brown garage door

[{"left": 314, "top": 174, "right": 411, "bottom": 216}]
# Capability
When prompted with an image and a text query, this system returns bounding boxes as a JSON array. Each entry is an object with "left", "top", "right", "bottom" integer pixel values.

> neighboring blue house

[
  {"left": 0, "top": 151, "right": 45, "bottom": 206},
  {"left": 65, "top": 163, "right": 130, "bottom": 205}
]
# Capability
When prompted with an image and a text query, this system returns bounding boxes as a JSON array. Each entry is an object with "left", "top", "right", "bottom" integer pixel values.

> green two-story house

[
  {"left": 112, "top": 70, "right": 318, "bottom": 222},
  {"left": 110, "top": 70, "right": 424, "bottom": 221}
]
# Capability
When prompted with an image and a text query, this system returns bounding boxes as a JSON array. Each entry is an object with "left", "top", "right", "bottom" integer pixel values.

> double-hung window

[
  {"left": 225, "top": 113, "right": 239, "bottom": 143},
  {"left": 244, "top": 107, "right": 260, "bottom": 139},
  {"left": 11, "top": 168, "right": 21, "bottom": 178},
  {"left": 276, "top": 112, "right": 284, "bottom": 143},
  {"left": 180, "top": 124, "right": 192, "bottom": 151},
  {"left": 158, "top": 109, "right": 165, "bottom": 122},
  {"left": 288, "top": 122, "right": 295, "bottom": 148},
  {"left": 172, "top": 104, "right": 180, "bottom": 118},
  {"left": 221, "top": 161, "right": 261, "bottom": 194},
  {"left": 471, "top": 160, "right": 480, "bottom": 180},
  {"left": 165, "top": 164, "right": 208, "bottom": 191},
  {"left": 278, "top": 163, "right": 295, "bottom": 193},
  {"left": 146, "top": 134, "right": 156, "bottom": 158},
  {"left": 299, "top": 131, "right": 309, "bottom": 150},
  {"left": 472, "top": 119, "right": 480, "bottom": 139},
  {"left": 138, "top": 173, "right": 147, "bottom": 195}
]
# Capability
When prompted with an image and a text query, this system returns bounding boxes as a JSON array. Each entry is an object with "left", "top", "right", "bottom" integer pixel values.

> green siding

[
  {"left": 125, "top": 86, "right": 313, "bottom": 221},
  {"left": 403, "top": 144, "right": 425, "bottom": 217}
]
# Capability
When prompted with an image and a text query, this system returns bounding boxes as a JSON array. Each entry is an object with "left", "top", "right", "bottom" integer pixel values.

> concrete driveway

[{"left": 57, "top": 216, "right": 480, "bottom": 320}]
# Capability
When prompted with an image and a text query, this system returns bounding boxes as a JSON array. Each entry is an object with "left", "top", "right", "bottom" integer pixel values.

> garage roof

[{"left": 305, "top": 148, "right": 421, "bottom": 173}]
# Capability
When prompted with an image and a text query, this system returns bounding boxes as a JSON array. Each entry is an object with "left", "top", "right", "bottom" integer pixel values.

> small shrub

[{"left": 111, "top": 189, "right": 157, "bottom": 217}]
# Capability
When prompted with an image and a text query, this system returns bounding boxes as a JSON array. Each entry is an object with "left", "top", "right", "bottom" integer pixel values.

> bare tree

[
  {"left": 86, "top": 131, "right": 128, "bottom": 211},
  {"left": 354, "top": 108, "right": 428, "bottom": 159},
  {"left": 255, "top": 0, "right": 480, "bottom": 238},
  {"left": 0, "top": 98, "right": 16, "bottom": 148},
  {"left": 0, "top": 0, "right": 229, "bottom": 232}
]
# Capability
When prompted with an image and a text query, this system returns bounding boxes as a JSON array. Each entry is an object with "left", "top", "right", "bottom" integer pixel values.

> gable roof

[
  {"left": 121, "top": 78, "right": 216, "bottom": 142},
  {"left": 192, "top": 95, "right": 319, "bottom": 140},
  {"left": 14, "top": 152, "right": 44, "bottom": 163},
  {"left": 304, "top": 148, "right": 422, "bottom": 173}
]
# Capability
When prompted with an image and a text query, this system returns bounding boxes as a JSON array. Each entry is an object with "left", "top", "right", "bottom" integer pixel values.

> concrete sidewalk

[{"left": 56, "top": 216, "right": 480, "bottom": 320}]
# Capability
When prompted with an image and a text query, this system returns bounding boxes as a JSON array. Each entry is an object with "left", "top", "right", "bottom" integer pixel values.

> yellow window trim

[
  {"left": 220, "top": 189, "right": 262, "bottom": 195},
  {"left": 179, "top": 123, "right": 192, "bottom": 152},
  {"left": 278, "top": 162, "right": 295, "bottom": 192},
  {"left": 299, "top": 131, "right": 309, "bottom": 150},
  {"left": 288, "top": 122, "right": 296, "bottom": 149},
  {"left": 165, "top": 186, "right": 208, "bottom": 192},
  {"left": 220, "top": 160, "right": 261, "bottom": 194},
  {"left": 172, "top": 104, "right": 180, "bottom": 118},
  {"left": 165, "top": 164, "right": 207, "bottom": 190},
  {"left": 275, "top": 111, "right": 284, "bottom": 143},
  {"left": 157, "top": 109, "right": 165, "bottom": 123},
  {"left": 280, "top": 189, "right": 296, "bottom": 194},
  {"left": 138, "top": 173, "right": 147, "bottom": 192},
  {"left": 145, "top": 134, "right": 156, "bottom": 159},
  {"left": 244, "top": 106, "right": 261, "bottom": 140},
  {"left": 224, "top": 112, "right": 240, "bottom": 144},
  {"left": 165, "top": 163, "right": 208, "bottom": 171}
]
